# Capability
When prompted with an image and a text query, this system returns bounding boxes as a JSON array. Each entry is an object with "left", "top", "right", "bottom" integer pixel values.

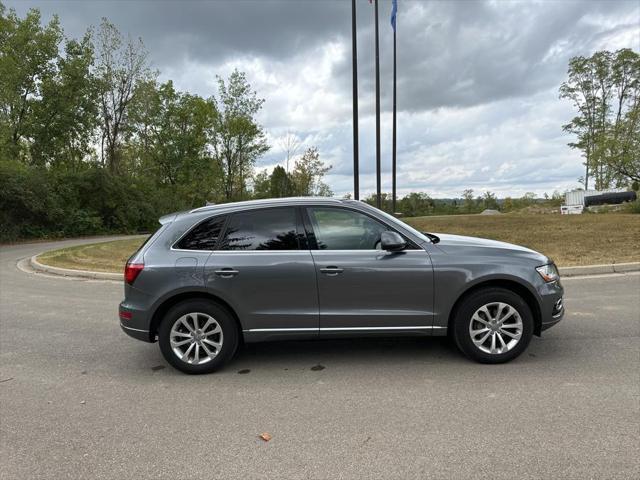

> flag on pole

[{"left": 391, "top": 0, "right": 398, "bottom": 31}]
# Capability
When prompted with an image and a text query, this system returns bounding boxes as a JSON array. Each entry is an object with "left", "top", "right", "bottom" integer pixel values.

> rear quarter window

[{"left": 175, "top": 216, "right": 226, "bottom": 250}]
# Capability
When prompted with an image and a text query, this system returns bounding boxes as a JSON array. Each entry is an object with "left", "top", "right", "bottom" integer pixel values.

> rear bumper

[
  {"left": 119, "top": 302, "right": 154, "bottom": 342},
  {"left": 120, "top": 322, "right": 152, "bottom": 342}
]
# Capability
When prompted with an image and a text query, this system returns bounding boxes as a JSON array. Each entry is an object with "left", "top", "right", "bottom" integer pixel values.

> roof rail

[{"left": 189, "top": 197, "right": 343, "bottom": 214}]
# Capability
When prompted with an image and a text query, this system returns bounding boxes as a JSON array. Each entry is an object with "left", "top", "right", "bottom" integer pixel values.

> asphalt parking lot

[{"left": 1, "top": 238, "right": 639, "bottom": 480}]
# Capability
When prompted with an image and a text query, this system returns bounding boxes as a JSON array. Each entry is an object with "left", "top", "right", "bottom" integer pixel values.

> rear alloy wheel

[
  {"left": 169, "top": 313, "right": 224, "bottom": 365},
  {"left": 159, "top": 300, "right": 238, "bottom": 374},
  {"left": 453, "top": 288, "right": 533, "bottom": 364}
]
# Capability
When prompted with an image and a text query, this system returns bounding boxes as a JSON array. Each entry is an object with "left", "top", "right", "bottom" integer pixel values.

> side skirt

[{"left": 242, "top": 326, "right": 447, "bottom": 343}]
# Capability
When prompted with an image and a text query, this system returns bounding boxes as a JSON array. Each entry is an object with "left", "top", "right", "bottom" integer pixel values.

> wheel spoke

[
  {"left": 201, "top": 317, "right": 214, "bottom": 332},
  {"left": 200, "top": 341, "right": 215, "bottom": 358},
  {"left": 473, "top": 331, "right": 491, "bottom": 346},
  {"left": 193, "top": 343, "right": 200, "bottom": 364},
  {"left": 496, "top": 332, "right": 507, "bottom": 350},
  {"left": 181, "top": 342, "right": 195, "bottom": 361},
  {"left": 490, "top": 332, "right": 497, "bottom": 353},
  {"left": 171, "top": 338, "right": 192, "bottom": 347},
  {"left": 204, "top": 325, "right": 221, "bottom": 336},
  {"left": 478, "top": 305, "right": 492, "bottom": 321},
  {"left": 192, "top": 314, "right": 199, "bottom": 330},
  {"left": 471, "top": 313, "right": 490, "bottom": 326},
  {"left": 203, "top": 339, "right": 221, "bottom": 351},
  {"left": 471, "top": 327, "right": 490, "bottom": 338},
  {"left": 499, "top": 305, "right": 516, "bottom": 324},
  {"left": 500, "top": 328, "right": 521, "bottom": 340},
  {"left": 172, "top": 331, "right": 192, "bottom": 338},
  {"left": 501, "top": 321, "right": 522, "bottom": 330},
  {"left": 180, "top": 317, "right": 195, "bottom": 334}
]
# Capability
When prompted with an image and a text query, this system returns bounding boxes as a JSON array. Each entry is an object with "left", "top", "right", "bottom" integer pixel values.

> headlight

[{"left": 536, "top": 263, "right": 559, "bottom": 282}]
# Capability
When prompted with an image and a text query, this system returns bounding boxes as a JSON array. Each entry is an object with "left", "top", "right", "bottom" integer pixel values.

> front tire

[
  {"left": 453, "top": 288, "right": 533, "bottom": 364},
  {"left": 158, "top": 299, "right": 239, "bottom": 374}
]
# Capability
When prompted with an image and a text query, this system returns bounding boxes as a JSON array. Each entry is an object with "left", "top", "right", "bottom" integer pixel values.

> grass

[
  {"left": 36, "top": 213, "right": 640, "bottom": 273},
  {"left": 406, "top": 212, "right": 640, "bottom": 267},
  {"left": 37, "top": 237, "right": 148, "bottom": 273}
]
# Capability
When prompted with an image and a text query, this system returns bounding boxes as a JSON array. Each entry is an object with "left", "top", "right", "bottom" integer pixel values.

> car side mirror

[{"left": 380, "top": 231, "right": 406, "bottom": 252}]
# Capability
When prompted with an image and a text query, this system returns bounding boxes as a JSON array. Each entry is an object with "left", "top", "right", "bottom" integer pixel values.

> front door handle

[
  {"left": 320, "top": 266, "right": 344, "bottom": 276},
  {"left": 214, "top": 268, "right": 239, "bottom": 278}
]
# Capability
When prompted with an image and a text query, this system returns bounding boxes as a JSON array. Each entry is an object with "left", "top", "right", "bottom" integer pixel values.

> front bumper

[
  {"left": 541, "top": 296, "right": 564, "bottom": 331},
  {"left": 538, "top": 280, "right": 564, "bottom": 333}
]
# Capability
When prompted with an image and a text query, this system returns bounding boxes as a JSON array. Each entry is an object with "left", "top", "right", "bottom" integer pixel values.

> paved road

[{"left": 1, "top": 239, "right": 639, "bottom": 480}]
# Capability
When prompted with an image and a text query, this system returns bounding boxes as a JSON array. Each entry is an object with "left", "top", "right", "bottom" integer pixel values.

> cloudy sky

[{"left": 7, "top": 0, "right": 640, "bottom": 198}]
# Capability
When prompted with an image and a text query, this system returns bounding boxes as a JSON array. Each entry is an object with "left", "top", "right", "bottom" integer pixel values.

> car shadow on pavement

[{"left": 233, "top": 335, "right": 465, "bottom": 369}]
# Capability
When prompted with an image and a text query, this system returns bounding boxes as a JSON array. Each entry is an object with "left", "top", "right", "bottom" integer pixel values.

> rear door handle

[
  {"left": 320, "top": 266, "right": 344, "bottom": 276},
  {"left": 214, "top": 268, "right": 239, "bottom": 278}
]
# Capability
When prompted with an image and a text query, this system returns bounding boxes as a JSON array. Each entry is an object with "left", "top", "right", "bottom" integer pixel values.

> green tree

[
  {"left": 0, "top": 5, "right": 62, "bottom": 160},
  {"left": 290, "top": 146, "right": 332, "bottom": 196},
  {"left": 251, "top": 169, "right": 270, "bottom": 199},
  {"left": 128, "top": 81, "right": 214, "bottom": 182},
  {"left": 480, "top": 191, "right": 499, "bottom": 210},
  {"left": 560, "top": 49, "right": 639, "bottom": 188},
  {"left": 95, "top": 18, "right": 152, "bottom": 173},
  {"left": 399, "top": 192, "right": 432, "bottom": 217},
  {"left": 462, "top": 188, "right": 475, "bottom": 213},
  {"left": 503, "top": 197, "right": 514, "bottom": 212},
  {"left": 210, "top": 69, "right": 269, "bottom": 200},
  {"left": 29, "top": 33, "right": 98, "bottom": 170},
  {"left": 269, "top": 165, "right": 291, "bottom": 198}
]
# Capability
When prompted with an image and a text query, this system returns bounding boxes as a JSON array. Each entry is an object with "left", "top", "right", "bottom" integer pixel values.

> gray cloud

[{"left": 6, "top": 0, "right": 639, "bottom": 197}]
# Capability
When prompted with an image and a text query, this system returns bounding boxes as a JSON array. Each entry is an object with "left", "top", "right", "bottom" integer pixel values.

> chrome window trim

[
  {"left": 242, "top": 328, "right": 319, "bottom": 333},
  {"left": 320, "top": 326, "right": 444, "bottom": 331},
  {"left": 169, "top": 247, "right": 216, "bottom": 253},
  {"left": 168, "top": 248, "right": 429, "bottom": 254}
]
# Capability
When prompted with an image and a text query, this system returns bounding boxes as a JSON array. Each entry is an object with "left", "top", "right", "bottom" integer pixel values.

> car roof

[{"left": 161, "top": 197, "right": 361, "bottom": 224}]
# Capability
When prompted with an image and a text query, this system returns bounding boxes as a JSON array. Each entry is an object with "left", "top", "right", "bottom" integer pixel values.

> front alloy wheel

[
  {"left": 468, "top": 302, "right": 523, "bottom": 354},
  {"left": 453, "top": 287, "right": 533, "bottom": 364}
]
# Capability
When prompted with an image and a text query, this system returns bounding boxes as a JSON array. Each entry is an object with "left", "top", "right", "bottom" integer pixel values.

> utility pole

[
  {"left": 374, "top": 0, "right": 381, "bottom": 209},
  {"left": 351, "top": 0, "right": 360, "bottom": 200},
  {"left": 391, "top": 0, "right": 397, "bottom": 213}
]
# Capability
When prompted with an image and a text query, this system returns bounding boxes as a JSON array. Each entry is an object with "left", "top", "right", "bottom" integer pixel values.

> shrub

[{"left": 0, "top": 160, "right": 188, "bottom": 241}]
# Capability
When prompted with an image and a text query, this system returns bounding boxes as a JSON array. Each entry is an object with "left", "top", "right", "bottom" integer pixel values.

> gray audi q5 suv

[{"left": 119, "top": 197, "right": 564, "bottom": 374}]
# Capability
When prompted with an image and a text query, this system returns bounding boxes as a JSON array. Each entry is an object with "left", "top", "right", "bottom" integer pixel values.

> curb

[
  {"left": 30, "top": 253, "right": 640, "bottom": 281},
  {"left": 30, "top": 255, "right": 122, "bottom": 281},
  {"left": 559, "top": 262, "right": 640, "bottom": 277}
]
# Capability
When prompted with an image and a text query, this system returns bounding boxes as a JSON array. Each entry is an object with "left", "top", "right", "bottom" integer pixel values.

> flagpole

[
  {"left": 392, "top": 14, "right": 397, "bottom": 213},
  {"left": 351, "top": 0, "right": 359, "bottom": 200},
  {"left": 374, "top": 0, "right": 381, "bottom": 209}
]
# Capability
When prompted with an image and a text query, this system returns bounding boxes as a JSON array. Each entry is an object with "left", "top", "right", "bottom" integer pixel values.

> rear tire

[
  {"left": 158, "top": 299, "right": 239, "bottom": 374},
  {"left": 453, "top": 288, "right": 533, "bottom": 364}
]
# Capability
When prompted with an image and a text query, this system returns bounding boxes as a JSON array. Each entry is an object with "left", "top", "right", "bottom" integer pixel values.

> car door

[
  {"left": 203, "top": 207, "right": 319, "bottom": 337},
  {"left": 305, "top": 206, "right": 434, "bottom": 333}
]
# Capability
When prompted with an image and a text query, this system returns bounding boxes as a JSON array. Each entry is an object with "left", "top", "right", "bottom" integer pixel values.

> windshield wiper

[{"left": 422, "top": 232, "right": 440, "bottom": 244}]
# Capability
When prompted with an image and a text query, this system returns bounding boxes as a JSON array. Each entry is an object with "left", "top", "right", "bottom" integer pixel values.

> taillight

[{"left": 124, "top": 262, "right": 144, "bottom": 285}]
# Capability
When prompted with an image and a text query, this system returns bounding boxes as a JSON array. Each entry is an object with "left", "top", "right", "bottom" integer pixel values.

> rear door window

[{"left": 219, "top": 208, "right": 300, "bottom": 251}]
